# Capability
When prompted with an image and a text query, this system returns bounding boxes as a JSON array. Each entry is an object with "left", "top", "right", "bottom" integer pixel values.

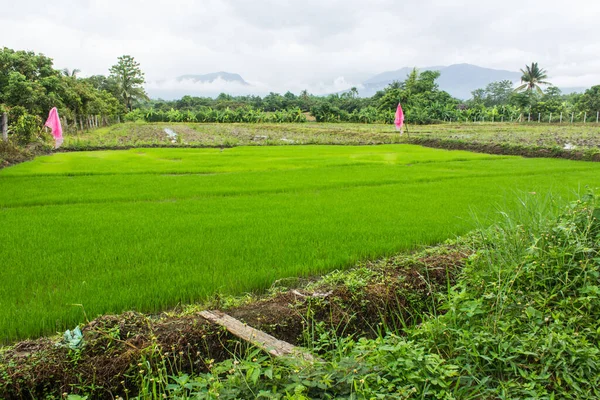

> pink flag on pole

[
  {"left": 44, "top": 107, "right": 63, "bottom": 148},
  {"left": 394, "top": 103, "right": 404, "bottom": 132}
]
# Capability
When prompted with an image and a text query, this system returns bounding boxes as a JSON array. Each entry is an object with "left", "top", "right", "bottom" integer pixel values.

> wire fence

[{"left": 445, "top": 111, "right": 600, "bottom": 124}]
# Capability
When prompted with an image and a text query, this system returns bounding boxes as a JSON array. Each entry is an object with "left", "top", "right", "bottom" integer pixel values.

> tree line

[
  {"left": 3, "top": 46, "right": 600, "bottom": 147},
  {"left": 134, "top": 65, "right": 600, "bottom": 125},
  {"left": 0, "top": 48, "right": 147, "bottom": 143}
]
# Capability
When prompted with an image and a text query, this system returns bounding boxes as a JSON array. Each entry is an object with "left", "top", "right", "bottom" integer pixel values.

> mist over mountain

[
  {"left": 146, "top": 65, "right": 586, "bottom": 100},
  {"left": 359, "top": 64, "right": 521, "bottom": 100},
  {"left": 176, "top": 72, "right": 249, "bottom": 85}
]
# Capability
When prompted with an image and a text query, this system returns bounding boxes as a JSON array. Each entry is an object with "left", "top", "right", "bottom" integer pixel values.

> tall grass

[{"left": 1, "top": 145, "right": 599, "bottom": 341}]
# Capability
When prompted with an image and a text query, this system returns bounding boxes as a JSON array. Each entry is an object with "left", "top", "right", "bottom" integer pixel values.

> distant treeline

[
  {"left": 3, "top": 45, "right": 600, "bottom": 146},
  {"left": 132, "top": 70, "right": 600, "bottom": 124}
]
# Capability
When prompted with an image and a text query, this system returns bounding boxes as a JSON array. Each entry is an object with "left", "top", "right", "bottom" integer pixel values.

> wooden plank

[{"left": 199, "top": 310, "right": 316, "bottom": 362}]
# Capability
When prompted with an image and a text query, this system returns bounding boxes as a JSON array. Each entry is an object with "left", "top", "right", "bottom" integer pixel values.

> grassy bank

[{"left": 1, "top": 145, "right": 600, "bottom": 341}]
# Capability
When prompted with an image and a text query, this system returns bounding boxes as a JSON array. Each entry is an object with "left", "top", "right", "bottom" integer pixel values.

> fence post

[
  {"left": 528, "top": 113, "right": 531, "bottom": 122},
  {"left": 1, "top": 113, "right": 7, "bottom": 142},
  {"left": 549, "top": 113, "right": 552, "bottom": 123},
  {"left": 560, "top": 112, "right": 563, "bottom": 123},
  {"left": 597, "top": 111, "right": 599, "bottom": 123},
  {"left": 538, "top": 113, "right": 541, "bottom": 123},
  {"left": 571, "top": 113, "right": 574, "bottom": 123},
  {"left": 584, "top": 112, "right": 587, "bottom": 123}
]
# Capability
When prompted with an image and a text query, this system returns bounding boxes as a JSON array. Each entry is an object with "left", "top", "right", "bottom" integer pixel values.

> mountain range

[
  {"left": 176, "top": 71, "right": 249, "bottom": 85},
  {"left": 146, "top": 64, "right": 585, "bottom": 100},
  {"left": 359, "top": 63, "right": 521, "bottom": 99}
]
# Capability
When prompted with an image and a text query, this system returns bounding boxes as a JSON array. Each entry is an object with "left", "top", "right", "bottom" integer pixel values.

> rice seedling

[{"left": 1, "top": 144, "right": 599, "bottom": 341}]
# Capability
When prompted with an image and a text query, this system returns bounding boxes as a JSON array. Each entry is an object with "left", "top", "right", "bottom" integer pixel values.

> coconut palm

[
  {"left": 61, "top": 68, "right": 80, "bottom": 78},
  {"left": 515, "top": 62, "right": 551, "bottom": 94}
]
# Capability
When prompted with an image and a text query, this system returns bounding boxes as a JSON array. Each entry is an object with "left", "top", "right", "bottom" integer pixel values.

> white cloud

[
  {"left": 146, "top": 76, "right": 364, "bottom": 99},
  {"left": 2, "top": 0, "right": 600, "bottom": 97}
]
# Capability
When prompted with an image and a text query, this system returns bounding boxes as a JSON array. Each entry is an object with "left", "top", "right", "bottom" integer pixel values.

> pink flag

[
  {"left": 44, "top": 107, "right": 63, "bottom": 148},
  {"left": 394, "top": 103, "right": 404, "bottom": 132}
]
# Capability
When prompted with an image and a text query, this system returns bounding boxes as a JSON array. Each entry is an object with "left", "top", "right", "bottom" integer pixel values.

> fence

[
  {"left": 1, "top": 113, "right": 120, "bottom": 142},
  {"left": 445, "top": 111, "right": 600, "bottom": 124},
  {"left": 60, "top": 114, "right": 120, "bottom": 134}
]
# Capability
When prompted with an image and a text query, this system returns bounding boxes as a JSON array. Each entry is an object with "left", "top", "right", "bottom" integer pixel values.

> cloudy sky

[{"left": 2, "top": 0, "right": 599, "bottom": 97}]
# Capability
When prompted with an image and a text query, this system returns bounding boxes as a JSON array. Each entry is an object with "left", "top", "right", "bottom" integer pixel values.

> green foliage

[
  {"left": 126, "top": 67, "right": 597, "bottom": 126},
  {"left": 125, "top": 107, "right": 307, "bottom": 123},
  {"left": 109, "top": 55, "right": 148, "bottom": 112},
  {"left": 471, "top": 80, "right": 514, "bottom": 107},
  {"left": 10, "top": 113, "right": 42, "bottom": 145},
  {"left": 577, "top": 85, "right": 600, "bottom": 117},
  {"left": 412, "top": 193, "right": 600, "bottom": 398},
  {"left": 145, "top": 336, "right": 457, "bottom": 399},
  {"left": 0, "top": 47, "right": 122, "bottom": 123}
]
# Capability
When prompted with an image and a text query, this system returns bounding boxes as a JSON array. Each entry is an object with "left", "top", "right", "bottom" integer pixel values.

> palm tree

[
  {"left": 62, "top": 68, "right": 80, "bottom": 78},
  {"left": 515, "top": 62, "right": 550, "bottom": 94}
]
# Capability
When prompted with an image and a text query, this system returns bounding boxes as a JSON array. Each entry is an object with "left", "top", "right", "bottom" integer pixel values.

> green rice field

[{"left": 1, "top": 144, "right": 600, "bottom": 341}]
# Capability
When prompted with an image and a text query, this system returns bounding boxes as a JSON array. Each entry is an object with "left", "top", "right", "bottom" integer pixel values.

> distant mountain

[
  {"left": 176, "top": 71, "right": 249, "bottom": 85},
  {"left": 359, "top": 63, "right": 522, "bottom": 100},
  {"left": 146, "top": 71, "right": 253, "bottom": 99}
]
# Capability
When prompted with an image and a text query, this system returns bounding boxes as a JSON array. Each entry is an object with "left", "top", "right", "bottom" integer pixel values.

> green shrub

[{"left": 10, "top": 113, "right": 42, "bottom": 145}]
